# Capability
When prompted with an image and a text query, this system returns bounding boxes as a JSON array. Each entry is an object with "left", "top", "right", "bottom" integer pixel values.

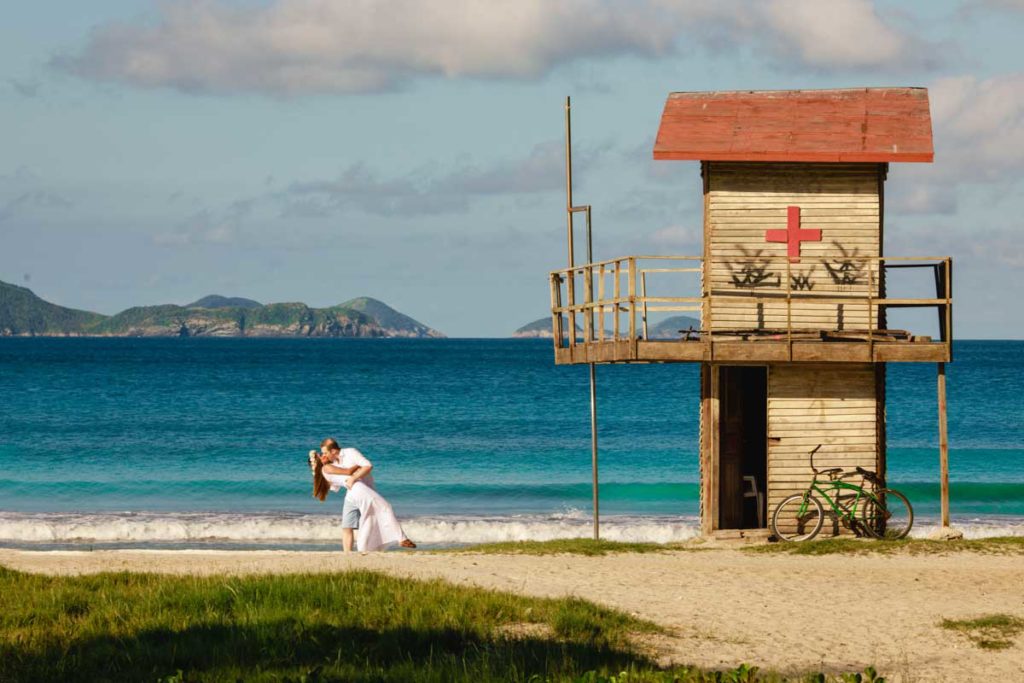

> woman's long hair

[{"left": 312, "top": 457, "right": 330, "bottom": 502}]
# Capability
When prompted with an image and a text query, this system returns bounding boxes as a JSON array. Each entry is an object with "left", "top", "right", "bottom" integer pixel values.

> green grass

[
  {"left": 449, "top": 539, "right": 697, "bottom": 556},
  {"left": 0, "top": 565, "right": 880, "bottom": 682},
  {"left": 940, "top": 614, "right": 1024, "bottom": 650},
  {"left": 742, "top": 536, "right": 1024, "bottom": 556}
]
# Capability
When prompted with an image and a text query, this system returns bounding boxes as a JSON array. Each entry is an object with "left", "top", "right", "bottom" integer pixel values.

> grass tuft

[
  {"left": 743, "top": 536, "right": 1024, "bottom": 556},
  {"left": 940, "top": 614, "right": 1024, "bottom": 650}
]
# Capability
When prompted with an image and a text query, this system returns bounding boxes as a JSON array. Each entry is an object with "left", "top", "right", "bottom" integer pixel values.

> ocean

[{"left": 1, "top": 338, "right": 1021, "bottom": 549}]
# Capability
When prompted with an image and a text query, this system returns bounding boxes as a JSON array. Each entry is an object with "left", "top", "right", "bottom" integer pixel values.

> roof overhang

[{"left": 653, "top": 88, "right": 934, "bottom": 163}]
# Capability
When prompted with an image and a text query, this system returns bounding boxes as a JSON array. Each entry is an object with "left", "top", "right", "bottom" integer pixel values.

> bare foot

[{"left": 400, "top": 539, "right": 417, "bottom": 549}]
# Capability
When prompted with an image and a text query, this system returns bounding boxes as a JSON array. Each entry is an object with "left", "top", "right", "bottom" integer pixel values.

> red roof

[{"left": 653, "top": 88, "right": 933, "bottom": 163}]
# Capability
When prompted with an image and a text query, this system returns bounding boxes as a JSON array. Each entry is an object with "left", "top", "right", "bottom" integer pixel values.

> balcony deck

[
  {"left": 550, "top": 255, "right": 952, "bottom": 365},
  {"left": 554, "top": 337, "right": 950, "bottom": 365}
]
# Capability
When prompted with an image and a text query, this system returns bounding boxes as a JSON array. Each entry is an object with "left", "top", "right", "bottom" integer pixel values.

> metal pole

[
  {"left": 586, "top": 201, "right": 598, "bottom": 541},
  {"left": 565, "top": 95, "right": 599, "bottom": 540},
  {"left": 938, "top": 362, "right": 950, "bottom": 528},
  {"left": 565, "top": 97, "right": 574, "bottom": 270},
  {"left": 590, "top": 363, "right": 599, "bottom": 539}
]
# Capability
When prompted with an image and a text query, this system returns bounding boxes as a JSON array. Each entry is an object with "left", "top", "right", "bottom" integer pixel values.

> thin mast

[{"left": 565, "top": 96, "right": 600, "bottom": 541}]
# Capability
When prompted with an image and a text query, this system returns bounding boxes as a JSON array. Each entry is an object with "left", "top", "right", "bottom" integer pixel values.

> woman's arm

[{"left": 323, "top": 464, "right": 357, "bottom": 475}]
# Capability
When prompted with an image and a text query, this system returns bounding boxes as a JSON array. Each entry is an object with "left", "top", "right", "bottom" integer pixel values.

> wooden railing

[{"left": 549, "top": 255, "right": 952, "bottom": 360}]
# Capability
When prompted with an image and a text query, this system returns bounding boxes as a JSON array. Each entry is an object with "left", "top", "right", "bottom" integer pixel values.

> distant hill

[
  {"left": 648, "top": 315, "right": 702, "bottom": 339},
  {"left": 340, "top": 297, "right": 444, "bottom": 338},
  {"left": 0, "top": 279, "right": 445, "bottom": 338},
  {"left": 512, "top": 317, "right": 578, "bottom": 339},
  {"left": 188, "top": 295, "right": 263, "bottom": 309},
  {"left": 0, "top": 280, "right": 105, "bottom": 336},
  {"left": 514, "top": 314, "right": 700, "bottom": 340}
]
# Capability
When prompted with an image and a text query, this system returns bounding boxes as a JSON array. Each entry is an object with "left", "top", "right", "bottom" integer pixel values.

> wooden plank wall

[
  {"left": 706, "top": 162, "right": 883, "bottom": 332},
  {"left": 767, "top": 364, "right": 880, "bottom": 533}
]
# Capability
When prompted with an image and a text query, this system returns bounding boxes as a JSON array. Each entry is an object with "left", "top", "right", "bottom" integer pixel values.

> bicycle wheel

[
  {"left": 861, "top": 489, "right": 913, "bottom": 540},
  {"left": 771, "top": 493, "right": 824, "bottom": 542}
]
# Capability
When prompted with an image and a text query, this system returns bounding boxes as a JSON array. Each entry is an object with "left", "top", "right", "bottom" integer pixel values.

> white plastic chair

[{"left": 742, "top": 475, "right": 764, "bottom": 528}]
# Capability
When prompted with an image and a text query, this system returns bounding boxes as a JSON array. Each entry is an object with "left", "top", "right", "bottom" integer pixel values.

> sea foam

[
  {"left": 2, "top": 511, "right": 1022, "bottom": 548},
  {"left": 0, "top": 511, "right": 700, "bottom": 547}
]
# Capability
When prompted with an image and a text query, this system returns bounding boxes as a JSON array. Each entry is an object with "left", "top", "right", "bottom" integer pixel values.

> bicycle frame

[
  {"left": 795, "top": 444, "right": 884, "bottom": 524},
  {"left": 803, "top": 477, "right": 879, "bottom": 521}
]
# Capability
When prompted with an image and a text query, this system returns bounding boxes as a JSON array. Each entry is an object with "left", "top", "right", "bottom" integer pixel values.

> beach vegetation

[
  {"left": 0, "top": 566, "right": 877, "bottom": 682},
  {"left": 940, "top": 614, "right": 1024, "bottom": 650},
  {"left": 742, "top": 535, "right": 1024, "bottom": 556}
]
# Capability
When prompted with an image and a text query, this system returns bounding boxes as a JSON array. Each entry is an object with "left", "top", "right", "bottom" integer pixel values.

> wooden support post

[
  {"left": 583, "top": 266, "right": 594, "bottom": 342},
  {"left": 613, "top": 260, "right": 621, "bottom": 341},
  {"left": 628, "top": 258, "right": 637, "bottom": 358},
  {"left": 641, "top": 271, "right": 649, "bottom": 340},
  {"left": 550, "top": 274, "right": 563, "bottom": 348},
  {"left": 938, "top": 362, "right": 950, "bottom": 528}
]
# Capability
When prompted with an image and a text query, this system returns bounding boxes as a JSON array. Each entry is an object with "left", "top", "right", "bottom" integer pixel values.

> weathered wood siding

[
  {"left": 767, "top": 364, "right": 882, "bottom": 533},
  {"left": 706, "top": 162, "right": 883, "bottom": 332}
]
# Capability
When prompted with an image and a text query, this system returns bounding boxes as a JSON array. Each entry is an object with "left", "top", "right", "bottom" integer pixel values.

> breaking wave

[
  {"left": 0, "top": 510, "right": 700, "bottom": 548},
  {"left": 2, "top": 510, "right": 1023, "bottom": 549}
]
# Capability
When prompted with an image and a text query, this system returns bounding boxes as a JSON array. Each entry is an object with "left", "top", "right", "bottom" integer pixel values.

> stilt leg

[{"left": 938, "top": 362, "right": 950, "bottom": 528}]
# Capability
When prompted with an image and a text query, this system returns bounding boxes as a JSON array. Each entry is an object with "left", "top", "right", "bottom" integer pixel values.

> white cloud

[
  {"left": 756, "top": 0, "right": 915, "bottom": 69},
  {"left": 56, "top": 0, "right": 929, "bottom": 96},
  {"left": 931, "top": 73, "right": 1024, "bottom": 176},
  {"left": 284, "top": 140, "right": 572, "bottom": 216},
  {"left": 889, "top": 72, "right": 1024, "bottom": 216},
  {"left": 965, "top": 0, "right": 1024, "bottom": 11},
  {"left": 153, "top": 201, "right": 251, "bottom": 247},
  {"left": 0, "top": 190, "right": 73, "bottom": 223},
  {"left": 649, "top": 224, "right": 700, "bottom": 248}
]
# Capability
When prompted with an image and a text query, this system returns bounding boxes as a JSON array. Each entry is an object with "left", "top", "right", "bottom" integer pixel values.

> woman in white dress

[{"left": 309, "top": 438, "right": 416, "bottom": 552}]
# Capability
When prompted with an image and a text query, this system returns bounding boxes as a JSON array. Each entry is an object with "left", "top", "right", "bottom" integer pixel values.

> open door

[{"left": 718, "top": 366, "right": 767, "bottom": 529}]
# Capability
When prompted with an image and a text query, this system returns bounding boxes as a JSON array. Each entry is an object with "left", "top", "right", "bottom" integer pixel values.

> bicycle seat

[
  {"left": 856, "top": 467, "right": 882, "bottom": 484},
  {"left": 817, "top": 467, "right": 843, "bottom": 476}
]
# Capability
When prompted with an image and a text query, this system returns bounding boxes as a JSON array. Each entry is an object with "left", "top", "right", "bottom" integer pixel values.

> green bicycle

[{"left": 770, "top": 444, "right": 914, "bottom": 542}]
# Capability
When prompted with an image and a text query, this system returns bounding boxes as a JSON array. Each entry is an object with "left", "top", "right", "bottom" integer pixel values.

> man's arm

[
  {"left": 323, "top": 464, "right": 357, "bottom": 475},
  {"left": 347, "top": 463, "right": 373, "bottom": 484},
  {"left": 344, "top": 449, "right": 374, "bottom": 488}
]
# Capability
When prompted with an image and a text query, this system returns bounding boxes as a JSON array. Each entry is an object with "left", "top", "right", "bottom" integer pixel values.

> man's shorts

[{"left": 342, "top": 499, "right": 361, "bottom": 529}]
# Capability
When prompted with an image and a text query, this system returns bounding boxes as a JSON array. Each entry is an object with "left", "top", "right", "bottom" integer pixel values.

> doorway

[{"left": 717, "top": 366, "right": 767, "bottom": 529}]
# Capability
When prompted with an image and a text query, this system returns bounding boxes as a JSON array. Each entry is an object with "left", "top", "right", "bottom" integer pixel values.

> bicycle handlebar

[{"left": 809, "top": 444, "right": 823, "bottom": 473}]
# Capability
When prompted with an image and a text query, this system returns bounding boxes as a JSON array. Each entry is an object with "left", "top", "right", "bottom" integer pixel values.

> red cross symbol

[{"left": 765, "top": 206, "right": 821, "bottom": 263}]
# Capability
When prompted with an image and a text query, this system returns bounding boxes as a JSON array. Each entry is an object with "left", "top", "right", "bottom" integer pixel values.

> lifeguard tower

[{"left": 551, "top": 88, "right": 951, "bottom": 539}]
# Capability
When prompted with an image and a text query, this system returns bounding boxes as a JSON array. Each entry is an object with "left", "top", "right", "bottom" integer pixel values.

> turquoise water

[{"left": 0, "top": 339, "right": 1021, "bottom": 546}]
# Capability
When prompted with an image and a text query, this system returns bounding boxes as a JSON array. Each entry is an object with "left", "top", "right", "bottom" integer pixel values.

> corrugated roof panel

[{"left": 653, "top": 88, "right": 934, "bottom": 163}]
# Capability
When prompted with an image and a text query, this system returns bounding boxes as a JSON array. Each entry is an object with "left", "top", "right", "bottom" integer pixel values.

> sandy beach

[{"left": 3, "top": 546, "right": 1021, "bottom": 681}]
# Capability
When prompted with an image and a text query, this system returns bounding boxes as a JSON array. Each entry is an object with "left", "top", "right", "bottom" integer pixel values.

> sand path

[{"left": 2, "top": 547, "right": 1022, "bottom": 681}]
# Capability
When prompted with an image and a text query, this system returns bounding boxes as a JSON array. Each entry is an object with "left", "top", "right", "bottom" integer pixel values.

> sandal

[{"left": 400, "top": 539, "right": 417, "bottom": 549}]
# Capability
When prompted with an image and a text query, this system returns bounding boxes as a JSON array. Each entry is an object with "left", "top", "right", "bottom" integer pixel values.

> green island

[{"left": 0, "top": 280, "right": 443, "bottom": 338}]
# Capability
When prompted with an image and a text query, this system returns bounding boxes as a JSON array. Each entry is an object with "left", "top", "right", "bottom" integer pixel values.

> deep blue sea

[{"left": 1, "top": 338, "right": 1021, "bottom": 548}]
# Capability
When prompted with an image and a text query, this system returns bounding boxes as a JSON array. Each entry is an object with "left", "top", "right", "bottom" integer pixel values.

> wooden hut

[{"left": 551, "top": 88, "right": 951, "bottom": 539}]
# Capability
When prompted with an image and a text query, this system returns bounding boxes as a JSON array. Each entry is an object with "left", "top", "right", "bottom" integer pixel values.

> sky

[{"left": 1, "top": 0, "right": 1023, "bottom": 338}]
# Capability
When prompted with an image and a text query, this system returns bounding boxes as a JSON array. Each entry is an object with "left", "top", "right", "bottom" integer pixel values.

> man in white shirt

[{"left": 317, "top": 437, "right": 415, "bottom": 551}]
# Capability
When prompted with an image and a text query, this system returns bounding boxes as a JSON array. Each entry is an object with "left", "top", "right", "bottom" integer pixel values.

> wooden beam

[{"left": 938, "top": 362, "right": 950, "bottom": 527}]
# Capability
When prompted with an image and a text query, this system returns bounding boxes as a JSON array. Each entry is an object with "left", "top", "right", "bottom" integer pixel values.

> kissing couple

[{"left": 309, "top": 437, "right": 416, "bottom": 552}]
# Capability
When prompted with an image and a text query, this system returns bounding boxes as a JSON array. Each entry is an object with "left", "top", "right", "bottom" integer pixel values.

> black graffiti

[
  {"left": 824, "top": 244, "right": 866, "bottom": 286},
  {"left": 728, "top": 247, "right": 781, "bottom": 289},
  {"left": 790, "top": 267, "right": 815, "bottom": 291}
]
